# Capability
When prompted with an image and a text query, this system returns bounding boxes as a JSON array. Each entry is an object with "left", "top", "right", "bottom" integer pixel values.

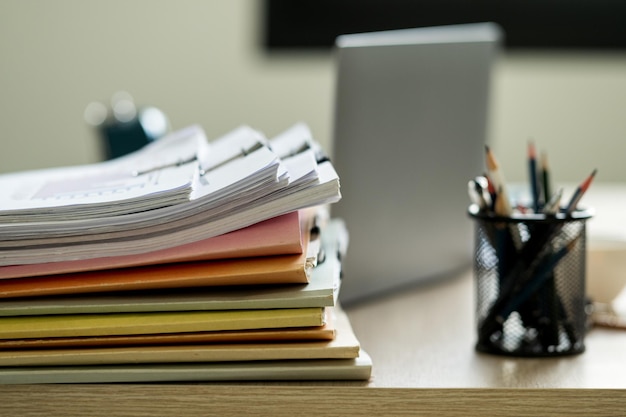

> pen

[
  {"left": 473, "top": 177, "right": 493, "bottom": 211},
  {"left": 484, "top": 173, "right": 497, "bottom": 212},
  {"left": 468, "top": 180, "right": 488, "bottom": 211}
]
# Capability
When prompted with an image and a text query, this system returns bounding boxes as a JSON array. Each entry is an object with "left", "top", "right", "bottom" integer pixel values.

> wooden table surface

[
  {"left": 1, "top": 270, "right": 626, "bottom": 416},
  {"left": 348, "top": 270, "right": 626, "bottom": 389}
]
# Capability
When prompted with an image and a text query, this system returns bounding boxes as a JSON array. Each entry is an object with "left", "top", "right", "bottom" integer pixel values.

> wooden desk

[{"left": 1, "top": 271, "right": 625, "bottom": 416}]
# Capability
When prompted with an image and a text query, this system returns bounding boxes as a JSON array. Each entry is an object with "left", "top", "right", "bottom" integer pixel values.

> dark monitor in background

[{"left": 331, "top": 22, "right": 502, "bottom": 304}]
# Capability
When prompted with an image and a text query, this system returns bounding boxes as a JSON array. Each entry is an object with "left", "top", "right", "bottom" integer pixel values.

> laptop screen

[{"left": 331, "top": 23, "right": 502, "bottom": 304}]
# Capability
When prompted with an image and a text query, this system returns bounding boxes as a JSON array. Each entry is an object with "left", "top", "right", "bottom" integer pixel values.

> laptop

[{"left": 331, "top": 22, "right": 502, "bottom": 304}]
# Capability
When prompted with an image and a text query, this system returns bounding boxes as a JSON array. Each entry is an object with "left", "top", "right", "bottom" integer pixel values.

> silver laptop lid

[{"left": 331, "top": 23, "right": 502, "bottom": 304}]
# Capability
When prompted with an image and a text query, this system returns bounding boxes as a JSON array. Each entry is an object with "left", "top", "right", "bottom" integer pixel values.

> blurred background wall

[{"left": 1, "top": 0, "right": 626, "bottom": 183}]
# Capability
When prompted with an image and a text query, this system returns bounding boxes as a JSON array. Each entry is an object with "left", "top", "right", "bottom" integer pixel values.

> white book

[
  {"left": 0, "top": 123, "right": 341, "bottom": 266},
  {"left": 0, "top": 125, "right": 203, "bottom": 221},
  {"left": 0, "top": 351, "right": 372, "bottom": 383}
]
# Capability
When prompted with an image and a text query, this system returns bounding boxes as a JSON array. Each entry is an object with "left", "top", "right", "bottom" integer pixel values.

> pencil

[
  {"left": 542, "top": 187, "right": 563, "bottom": 215},
  {"left": 477, "top": 178, "right": 493, "bottom": 210},
  {"left": 494, "top": 186, "right": 509, "bottom": 217},
  {"left": 541, "top": 151, "right": 551, "bottom": 204},
  {"left": 478, "top": 234, "right": 579, "bottom": 344},
  {"left": 564, "top": 169, "right": 597, "bottom": 214},
  {"left": 528, "top": 141, "right": 540, "bottom": 213},
  {"left": 498, "top": 235, "right": 580, "bottom": 320},
  {"left": 484, "top": 145, "right": 512, "bottom": 216},
  {"left": 468, "top": 180, "right": 488, "bottom": 211}
]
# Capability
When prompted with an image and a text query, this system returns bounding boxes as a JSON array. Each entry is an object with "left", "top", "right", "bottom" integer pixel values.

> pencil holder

[{"left": 469, "top": 204, "right": 592, "bottom": 357}]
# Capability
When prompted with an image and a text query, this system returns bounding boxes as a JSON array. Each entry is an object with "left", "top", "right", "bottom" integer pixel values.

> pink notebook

[{"left": 0, "top": 210, "right": 308, "bottom": 280}]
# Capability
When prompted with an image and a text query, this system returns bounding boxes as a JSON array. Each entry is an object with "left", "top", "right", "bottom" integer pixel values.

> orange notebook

[
  {"left": 0, "top": 247, "right": 315, "bottom": 298},
  {"left": 0, "top": 210, "right": 307, "bottom": 280}
]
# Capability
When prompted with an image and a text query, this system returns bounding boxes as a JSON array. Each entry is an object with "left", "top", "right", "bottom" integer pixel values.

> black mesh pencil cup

[{"left": 469, "top": 204, "right": 592, "bottom": 357}]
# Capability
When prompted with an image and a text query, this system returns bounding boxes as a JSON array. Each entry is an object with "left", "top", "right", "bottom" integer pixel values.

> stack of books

[{"left": 0, "top": 123, "right": 372, "bottom": 384}]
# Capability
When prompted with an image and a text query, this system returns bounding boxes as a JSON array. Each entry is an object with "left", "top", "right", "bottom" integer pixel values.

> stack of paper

[{"left": 0, "top": 123, "right": 371, "bottom": 384}]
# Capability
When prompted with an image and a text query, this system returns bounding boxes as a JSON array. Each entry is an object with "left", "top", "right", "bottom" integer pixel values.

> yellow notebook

[
  {"left": 0, "top": 309, "right": 357, "bottom": 367},
  {"left": 0, "top": 308, "right": 325, "bottom": 340}
]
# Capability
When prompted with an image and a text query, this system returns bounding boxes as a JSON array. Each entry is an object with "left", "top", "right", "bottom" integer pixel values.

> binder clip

[{"left": 84, "top": 91, "right": 171, "bottom": 160}]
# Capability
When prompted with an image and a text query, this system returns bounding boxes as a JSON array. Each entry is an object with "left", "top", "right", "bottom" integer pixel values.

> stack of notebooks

[{"left": 0, "top": 123, "right": 372, "bottom": 384}]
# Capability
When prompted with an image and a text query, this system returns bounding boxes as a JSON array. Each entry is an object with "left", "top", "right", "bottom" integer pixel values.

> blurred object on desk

[
  {"left": 592, "top": 285, "right": 626, "bottom": 330},
  {"left": 84, "top": 91, "right": 171, "bottom": 160},
  {"left": 587, "top": 238, "right": 626, "bottom": 305},
  {"left": 583, "top": 184, "right": 626, "bottom": 307},
  {"left": 583, "top": 183, "right": 626, "bottom": 329}
]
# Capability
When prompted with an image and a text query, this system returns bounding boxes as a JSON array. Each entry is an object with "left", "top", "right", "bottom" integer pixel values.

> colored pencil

[{"left": 564, "top": 169, "right": 597, "bottom": 214}]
